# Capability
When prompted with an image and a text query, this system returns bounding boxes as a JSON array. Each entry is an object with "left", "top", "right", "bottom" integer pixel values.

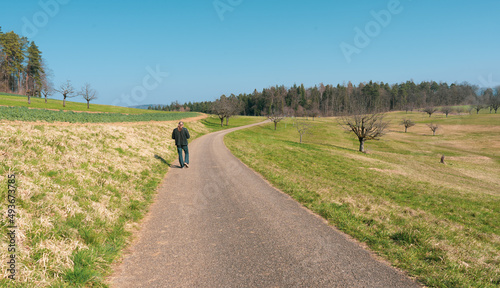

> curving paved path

[{"left": 110, "top": 121, "right": 421, "bottom": 287}]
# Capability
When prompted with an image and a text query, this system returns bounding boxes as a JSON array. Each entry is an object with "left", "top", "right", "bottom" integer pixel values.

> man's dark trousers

[{"left": 177, "top": 145, "right": 189, "bottom": 167}]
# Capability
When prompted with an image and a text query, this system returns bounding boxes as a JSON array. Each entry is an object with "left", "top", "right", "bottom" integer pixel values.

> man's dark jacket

[{"left": 172, "top": 127, "right": 190, "bottom": 146}]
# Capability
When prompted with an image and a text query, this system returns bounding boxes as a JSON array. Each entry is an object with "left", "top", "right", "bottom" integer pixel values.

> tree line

[
  {"left": 0, "top": 27, "right": 47, "bottom": 98},
  {"left": 150, "top": 81, "right": 499, "bottom": 117}
]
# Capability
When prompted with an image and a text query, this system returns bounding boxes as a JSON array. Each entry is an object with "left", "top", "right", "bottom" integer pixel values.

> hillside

[{"left": 225, "top": 111, "right": 500, "bottom": 287}]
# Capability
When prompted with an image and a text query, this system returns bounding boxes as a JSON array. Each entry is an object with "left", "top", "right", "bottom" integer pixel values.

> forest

[
  {"left": 150, "top": 81, "right": 499, "bottom": 117},
  {"left": 0, "top": 27, "right": 49, "bottom": 97}
]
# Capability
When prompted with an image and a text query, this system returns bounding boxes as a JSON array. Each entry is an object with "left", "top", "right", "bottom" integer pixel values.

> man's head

[{"left": 178, "top": 121, "right": 184, "bottom": 130}]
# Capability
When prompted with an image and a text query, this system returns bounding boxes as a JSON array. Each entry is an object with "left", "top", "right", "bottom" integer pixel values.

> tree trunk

[
  {"left": 433, "top": 130, "right": 436, "bottom": 136},
  {"left": 220, "top": 118, "right": 223, "bottom": 127},
  {"left": 274, "top": 122, "right": 277, "bottom": 130},
  {"left": 359, "top": 138, "right": 365, "bottom": 152},
  {"left": 87, "top": 101, "right": 90, "bottom": 109},
  {"left": 226, "top": 117, "right": 229, "bottom": 126},
  {"left": 300, "top": 134, "right": 302, "bottom": 144},
  {"left": 63, "top": 97, "right": 66, "bottom": 107},
  {"left": 405, "top": 126, "right": 407, "bottom": 133},
  {"left": 28, "top": 95, "right": 31, "bottom": 104},
  {"left": 45, "top": 95, "right": 47, "bottom": 103}
]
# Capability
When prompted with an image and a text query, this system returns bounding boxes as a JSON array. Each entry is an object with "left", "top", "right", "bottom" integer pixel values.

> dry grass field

[
  {"left": 0, "top": 114, "right": 263, "bottom": 287},
  {"left": 0, "top": 119, "right": 209, "bottom": 287}
]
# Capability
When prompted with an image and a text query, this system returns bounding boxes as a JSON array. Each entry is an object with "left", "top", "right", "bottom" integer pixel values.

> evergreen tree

[
  {"left": 0, "top": 31, "right": 27, "bottom": 93},
  {"left": 26, "top": 41, "right": 44, "bottom": 101}
]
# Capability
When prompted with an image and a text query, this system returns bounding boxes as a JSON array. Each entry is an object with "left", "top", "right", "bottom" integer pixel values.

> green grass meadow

[
  {"left": 0, "top": 94, "right": 162, "bottom": 114},
  {"left": 200, "top": 115, "right": 266, "bottom": 133},
  {"left": 0, "top": 94, "right": 201, "bottom": 123},
  {"left": 225, "top": 111, "right": 500, "bottom": 287}
]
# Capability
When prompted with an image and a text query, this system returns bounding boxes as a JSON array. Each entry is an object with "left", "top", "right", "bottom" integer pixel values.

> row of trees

[
  {"left": 151, "top": 81, "right": 499, "bottom": 118},
  {"left": 57, "top": 81, "right": 98, "bottom": 108},
  {"left": 0, "top": 27, "right": 50, "bottom": 97}
]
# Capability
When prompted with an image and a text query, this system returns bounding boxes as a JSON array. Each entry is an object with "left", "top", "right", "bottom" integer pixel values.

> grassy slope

[
  {"left": 0, "top": 115, "right": 262, "bottom": 287},
  {"left": 225, "top": 111, "right": 500, "bottom": 287},
  {"left": 199, "top": 115, "right": 266, "bottom": 133},
  {"left": 0, "top": 94, "right": 164, "bottom": 114}
]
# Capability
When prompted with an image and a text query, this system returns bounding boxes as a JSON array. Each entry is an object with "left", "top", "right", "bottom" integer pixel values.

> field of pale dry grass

[{"left": 0, "top": 119, "right": 208, "bottom": 287}]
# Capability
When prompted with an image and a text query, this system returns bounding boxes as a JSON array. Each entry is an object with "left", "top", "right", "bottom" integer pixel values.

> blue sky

[{"left": 1, "top": 0, "right": 499, "bottom": 107}]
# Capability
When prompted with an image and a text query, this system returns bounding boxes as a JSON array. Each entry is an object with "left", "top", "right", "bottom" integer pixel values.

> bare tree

[
  {"left": 211, "top": 99, "right": 227, "bottom": 127},
  {"left": 294, "top": 118, "right": 312, "bottom": 144},
  {"left": 40, "top": 59, "right": 54, "bottom": 103},
  {"left": 474, "top": 104, "right": 485, "bottom": 114},
  {"left": 490, "top": 96, "right": 500, "bottom": 113},
  {"left": 309, "top": 106, "right": 321, "bottom": 121},
  {"left": 423, "top": 106, "right": 438, "bottom": 117},
  {"left": 224, "top": 94, "right": 241, "bottom": 126},
  {"left": 440, "top": 106, "right": 454, "bottom": 117},
  {"left": 56, "top": 80, "right": 75, "bottom": 107},
  {"left": 79, "top": 83, "right": 98, "bottom": 109},
  {"left": 401, "top": 118, "right": 415, "bottom": 133},
  {"left": 41, "top": 82, "right": 54, "bottom": 104},
  {"left": 268, "top": 112, "right": 285, "bottom": 130},
  {"left": 491, "top": 86, "right": 500, "bottom": 113},
  {"left": 340, "top": 111, "right": 389, "bottom": 152},
  {"left": 427, "top": 123, "right": 439, "bottom": 136}
]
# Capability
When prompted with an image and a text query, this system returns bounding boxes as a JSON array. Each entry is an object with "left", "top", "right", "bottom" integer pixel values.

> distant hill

[{"left": 129, "top": 104, "right": 156, "bottom": 110}]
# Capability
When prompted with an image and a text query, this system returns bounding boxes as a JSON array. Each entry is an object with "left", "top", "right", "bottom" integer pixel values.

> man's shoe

[{"left": 184, "top": 163, "right": 189, "bottom": 168}]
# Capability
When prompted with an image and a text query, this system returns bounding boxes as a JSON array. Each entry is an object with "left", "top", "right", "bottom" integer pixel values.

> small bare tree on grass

[
  {"left": 211, "top": 95, "right": 241, "bottom": 127},
  {"left": 211, "top": 99, "right": 227, "bottom": 127},
  {"left": 401, "top": 118, "right": 415, "bottom": 133},
  {"left": 423, "top": 106, "right": 438, "bottom": 117},
  {"left": 427, "top": 123, "right": 439, "bottom": 136},
  {"left": 340, "top": 111, "right": 389, "bottom": 153},
  {"left": 56, "top": 80, "right": 75, "bottom": 107},
  {"left": 474, "top": 104, "right": 485, "bottom": 114},
  {"left": 79, "top": 83, "right": 98, "bottom": 109},
  {"left": 490, "top": 91, "right": 499, "bottom": 113},
  {"left": 41, "top": 85, "right": 54, "bottom": 104},
  {"left": 268, "top": 113, "right": 285, "bottom": 130},
  {"left": 40, "top": 60, "right": 54, "bottom": 104},
  {"left": 441, "top": 106, "right": 454, "bottom": 117},
  {"left": 294, "top": 118, "right": 312, "bottom": 144}
]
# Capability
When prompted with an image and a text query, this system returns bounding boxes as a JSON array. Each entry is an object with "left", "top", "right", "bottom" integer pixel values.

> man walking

[{"left": 172, "top": 121, "right": 190, "bottom": 168}]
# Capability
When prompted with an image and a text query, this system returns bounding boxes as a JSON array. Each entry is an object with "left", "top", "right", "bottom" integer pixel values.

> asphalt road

[{"left": 111, "top": 121, "right": 421, "bottom": 287}]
